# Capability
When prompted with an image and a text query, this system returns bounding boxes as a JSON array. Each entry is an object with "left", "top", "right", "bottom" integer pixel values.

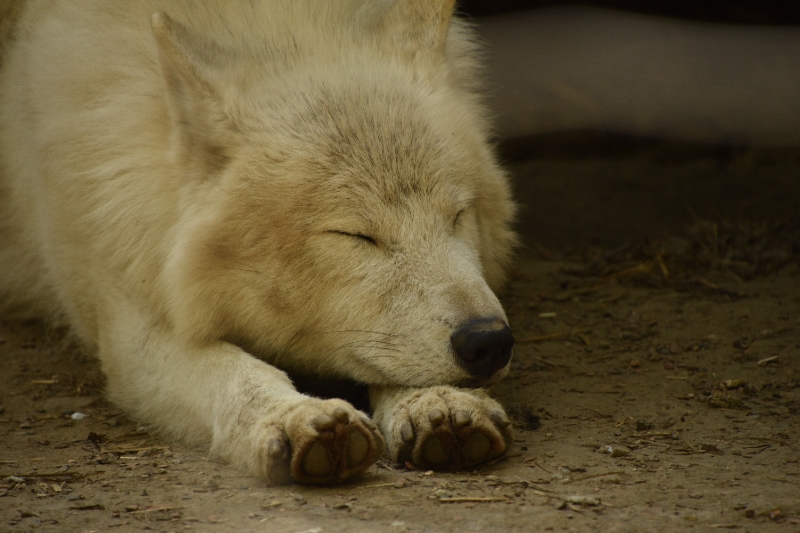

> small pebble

[{"left": 611, "top": 446, "right": 630, "bottom": 457}]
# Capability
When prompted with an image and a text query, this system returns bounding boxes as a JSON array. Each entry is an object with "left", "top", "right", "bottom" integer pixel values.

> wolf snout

[{"left": 451, "top": 317, "right": 514, "bottom": 378}]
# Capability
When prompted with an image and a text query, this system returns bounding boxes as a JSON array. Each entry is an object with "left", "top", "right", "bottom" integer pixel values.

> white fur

[{"left": 0, "top": 0, "right": 516, "bottom": 483}]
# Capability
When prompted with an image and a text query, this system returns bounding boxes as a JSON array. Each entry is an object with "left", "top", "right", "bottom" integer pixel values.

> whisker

[
  {"left": 321, "top": 340, "right": 404, "bottom": 360},
  {"left": 358, "top": 351, "right": 405, "bottom": 359},
  {"left": 294, "top": 329, "right": 407, "bottom": 339}
]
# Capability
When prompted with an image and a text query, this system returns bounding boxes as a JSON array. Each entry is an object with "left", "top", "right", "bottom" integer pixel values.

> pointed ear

[
  {"left": 151, "top": 12, "right": 233, "bottom": 173},
  {"left": 365, "top": 0, "right": 457, "bottom": 61}
]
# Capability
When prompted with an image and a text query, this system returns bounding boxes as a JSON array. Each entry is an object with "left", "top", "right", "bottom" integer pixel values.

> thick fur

[{"left": 0, "top": 0, "right": 516, "bottom": 484}]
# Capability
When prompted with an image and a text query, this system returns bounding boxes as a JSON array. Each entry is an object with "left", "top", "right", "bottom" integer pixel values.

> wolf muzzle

[{"left": 451, "top": 317, "right": 514, "bottom": 378}]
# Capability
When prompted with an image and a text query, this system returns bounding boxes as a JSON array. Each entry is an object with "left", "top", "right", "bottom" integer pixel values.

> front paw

[
  {"left": 256, "top": 398, "right": 384, "bottom": 485},
  {"left": 378, "top": 386, "right": 513, "bottom": 471}
]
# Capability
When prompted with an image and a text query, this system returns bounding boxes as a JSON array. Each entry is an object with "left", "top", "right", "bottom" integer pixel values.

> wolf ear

[
  {"left": 364, "top": 0, "right": 457, "bottom": 61},
  {"left": 151, "top": 12, "right": 233, "bottom": 173}
]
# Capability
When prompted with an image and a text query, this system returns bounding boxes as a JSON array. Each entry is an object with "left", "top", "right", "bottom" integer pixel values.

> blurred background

[
  {"left": 459, "top": 1, "right": 800, "bottom": 23},
  {"left": 451, "top": 1, "right": 800, "bottom": 253}
]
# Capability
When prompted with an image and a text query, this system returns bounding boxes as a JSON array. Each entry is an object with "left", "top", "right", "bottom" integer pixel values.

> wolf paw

[
  {"left": 258, "top": 399, "right": 384, "bottom": 485},
  {"left": 381, "top": 387, "right": 513, "bottom": 471}
]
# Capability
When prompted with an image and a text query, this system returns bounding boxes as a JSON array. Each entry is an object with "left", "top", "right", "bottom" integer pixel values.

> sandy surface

[{"left": 1, "top": 136, "right": 799, "bottom": 532}]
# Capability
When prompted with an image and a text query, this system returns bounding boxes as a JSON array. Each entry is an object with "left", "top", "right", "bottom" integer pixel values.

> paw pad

[
  {"left": 347, "top": 430, "right": 369, "bottom": 468},
  {"left": 262, "top": 400, "right": 384, "bottom": 485},
  {"left": 380, "top": 387, "right": 513, "bottom": 472},
  {"left": 467, "top": 431, "right": 492, "bottom": 463}
]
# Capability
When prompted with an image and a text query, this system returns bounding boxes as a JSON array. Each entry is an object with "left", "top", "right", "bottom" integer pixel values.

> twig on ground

[{"left": 518, "top": 328, "right": 590, "bottom": 344}]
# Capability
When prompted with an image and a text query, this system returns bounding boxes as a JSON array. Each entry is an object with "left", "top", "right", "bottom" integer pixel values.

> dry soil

[{"left": 2, "top": 135, "right": 799, "bottom": 532}]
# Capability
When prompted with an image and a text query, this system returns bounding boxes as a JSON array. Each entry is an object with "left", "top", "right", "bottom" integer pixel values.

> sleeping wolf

[{"left": 0, "top": 0, "right": 516, "bottom": 484}]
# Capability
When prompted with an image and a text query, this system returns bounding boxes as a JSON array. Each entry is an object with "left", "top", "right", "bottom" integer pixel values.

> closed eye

[
  {"left": 328, "top": 230, "right": 378, "bottom": 246},
  {"left": 453, "top": 207, "right": 467, "bottom": 229}
]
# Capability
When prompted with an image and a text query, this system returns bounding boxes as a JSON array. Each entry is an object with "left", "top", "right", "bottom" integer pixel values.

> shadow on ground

[{"left": 2, "top": 133, "right": 799, "bottom": 532}]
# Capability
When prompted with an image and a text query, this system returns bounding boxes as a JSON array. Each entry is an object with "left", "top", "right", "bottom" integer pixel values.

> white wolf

[{"left": 0, "top": 0, "right": 516, "bottom": 484}]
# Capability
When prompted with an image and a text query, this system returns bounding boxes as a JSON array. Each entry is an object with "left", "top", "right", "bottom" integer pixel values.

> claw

[
  {"left": 333, "top": 407, "right": 349, "bottom": 423},
  {"left": 359, "top": 415, "right": 377, "bottom": 430},
  {"left": 490, "top": 410, "right": 511, "bottom": 427},
  {"left": 266, "top": 450, "right": 292, "bottom": 486},
  {"left": 400, "top": 422, "right": 414, "bottom": 442},
  {"left": 428, "top": 409, "right": 445, "bottom": 427},
  {"left": 454, "top": 410, "right": 471, "bottom": 427},
  {"left": 267, "top": 438, "right": 285, "bottom": 458},
  {"left": 311, "top": 414, "right": 335, "bottom": 431}
]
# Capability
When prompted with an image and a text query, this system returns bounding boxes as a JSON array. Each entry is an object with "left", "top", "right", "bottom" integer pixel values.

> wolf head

[{"left": 157, "top": 1, "right": 517, "bottom": 387}]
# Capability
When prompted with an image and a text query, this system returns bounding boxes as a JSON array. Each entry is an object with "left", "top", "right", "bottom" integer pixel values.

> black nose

[{"left": 451, "top": 317, "right": 514, "bottom": 378}]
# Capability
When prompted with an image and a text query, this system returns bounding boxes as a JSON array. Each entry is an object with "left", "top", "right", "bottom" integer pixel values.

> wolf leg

[
  {"left": 98, "top": 309, "right": 383, "bottom": 485},
  {"left": 370, "top": 386, "right": 512, "bottom": 471}
]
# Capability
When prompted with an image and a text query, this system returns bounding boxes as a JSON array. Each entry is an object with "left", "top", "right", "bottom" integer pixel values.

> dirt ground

[{"left": 2, "top": 135, "right": 799, "bottom": 532}]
